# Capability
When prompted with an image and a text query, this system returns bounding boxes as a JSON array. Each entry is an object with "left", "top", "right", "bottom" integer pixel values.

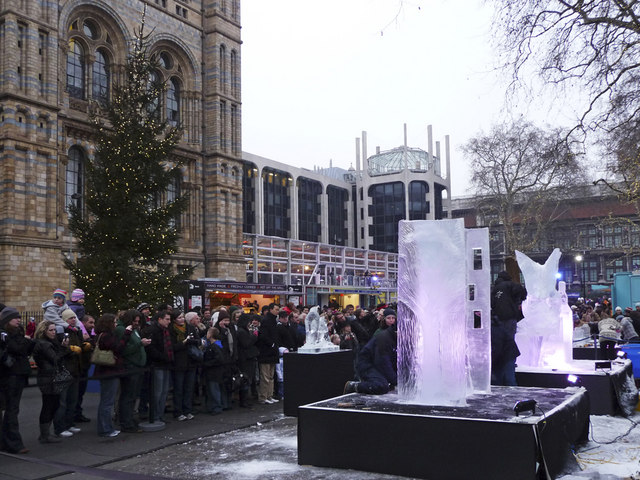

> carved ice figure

[
  {"left": 397, "top": 219, "right": 491, "bottom": 406},
  {"left": 515, "top": 248, "right": 573, "bottom": 368},
  {"left": 298, "top": 306, "right": 338, "bottom": 353}
]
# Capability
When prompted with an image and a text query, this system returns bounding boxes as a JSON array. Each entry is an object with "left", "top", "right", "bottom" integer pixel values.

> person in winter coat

[
  {"left": 202, "top": 327, "right": 226, "bottom": 415},
  {"left": 373, "top": 308, "right": 397, "bottom": 337},
  {"left": 66, "top": 289, "right": 86, "bottom": 325},
  {"left": 490, "top": 271, "right": 527, "bottom": 386},
  {"left": 74, "top": 314, "right": 95, "bottom": 424},
  {"left": 214, "top": 310, "right": 239, "bottom": 410},
  {"left": 0, "top": 307, "right": 34, "bottom": 453},
  {"left": 32, "top": 320, "right": 66, "bottom": 444},
  {"left": 274, "top": 310, "right": 297, "bottom": 399},
  {"left": 344, "top": 322, "right": 397, "bottom": 395},
  {"left": 236, "top": 313, "right": 259, "bottom": 408},
  {"left": 42, "top": 289, "right": 72, "bottom": 334},
  {"left": 52, "top": 309, "right": 85, "bottom": 438},
  {"left": 94, "top": 313, "right": 131, "bottom": 437},
  {"left": 598, "top": 314, "right": 621, "bottom": 360},
  {"left": 115, "top": 310, "right": 150, "bottom": 432},
  {"left": 142, "top": 310, "right": 174, "bottom": 423},
  {"left": 256, "top": 303, "right": 280, "bottom": 404},
  {"left": 169, "top": 310, "right": 200, "bottom": 421}
]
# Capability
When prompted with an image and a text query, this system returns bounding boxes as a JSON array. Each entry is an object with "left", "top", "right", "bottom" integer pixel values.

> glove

[{"left": 69, "top": 345, "right": 82, "bottom": 354}]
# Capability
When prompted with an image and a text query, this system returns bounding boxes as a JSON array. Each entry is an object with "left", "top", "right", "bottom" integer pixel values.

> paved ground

[{"left": 0, "top": 381, "right": 285, "bottom": 480}]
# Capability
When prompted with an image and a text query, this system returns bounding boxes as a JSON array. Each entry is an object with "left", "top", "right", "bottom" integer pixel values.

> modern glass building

[{"left": 234, "top": 125, "right": 452, "bottom": 308}]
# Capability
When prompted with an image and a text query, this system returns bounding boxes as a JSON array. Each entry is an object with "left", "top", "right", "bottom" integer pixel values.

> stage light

[
  {"left": 555, "top": 272, "right": 562, "bottom": 279},
  {"left": 513, "top": 399, "right": 537, "bottom": 416},
  {"left": 616, "top": 350, "right": 628, "bottom": 360},
  {"left": 567, "top": 374, "right": 580, "bottom": 384}
]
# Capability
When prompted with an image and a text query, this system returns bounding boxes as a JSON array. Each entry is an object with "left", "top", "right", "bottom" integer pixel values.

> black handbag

[{"left": 39, "top": 364, "right": 73, "bottom": 395}]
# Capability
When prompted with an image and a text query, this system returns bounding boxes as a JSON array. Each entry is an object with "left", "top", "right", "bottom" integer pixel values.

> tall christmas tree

[{"left": 65, "top": 18, "right": 191, "bottom": 314}]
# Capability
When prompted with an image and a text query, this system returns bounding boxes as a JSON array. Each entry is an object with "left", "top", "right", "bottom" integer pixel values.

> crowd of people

[
  {"left": 0, "top": 287, "right": 396, "bottom": 454},
  {"left": 572, "top": 298, "right": 640, "bottom": 358}
]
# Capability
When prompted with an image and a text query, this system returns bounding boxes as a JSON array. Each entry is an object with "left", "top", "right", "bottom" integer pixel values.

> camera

[
  {"left": 0, "top": 332, "right": 7, "bottom": 342},
  {"left": 64, "top": 332, "right": 70, "bottom": 339}
]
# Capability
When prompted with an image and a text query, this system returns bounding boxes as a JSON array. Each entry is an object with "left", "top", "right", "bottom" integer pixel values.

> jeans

[
  {"left": 119, "top": 369, "right": 143, "bottom": 429},
  {"left": 97, "top": 378, "right": 120, "bottom": 435},
  {"left": 152, "top": 368, "right": 171, "bottom": 422},
  {"left": 39, "top": 394, "right": 60, "bottom": 424},
  {"left": 357, "top": 368, "right": 391, "bottom": 395},
  {"left": 172, "top": 368, "right": 197, "bottom": 417},
  {"left": 205, "top": 381, "right": 223, "bottom": 414},
  {"left": 54, "top": 378, "right": 79, "bottom": 434},
  {"left": 75, "top": 367, "right": 90, "bottom": 418},
  {"left": 0, "top": 375, "right": 27, "bottom": 452}
]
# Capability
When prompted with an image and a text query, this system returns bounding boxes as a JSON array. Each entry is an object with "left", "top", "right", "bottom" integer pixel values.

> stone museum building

[{"left": 0, "top": 0, "right": 453, "bottom": 310}]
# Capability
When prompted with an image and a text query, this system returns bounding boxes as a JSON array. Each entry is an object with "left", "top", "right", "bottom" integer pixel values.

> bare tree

[
  {"left": 490, "top": 1, "right": 640, "bottom": 136},
  {"left": 462, "top": 120, "right": 584, "bottom": 256}
]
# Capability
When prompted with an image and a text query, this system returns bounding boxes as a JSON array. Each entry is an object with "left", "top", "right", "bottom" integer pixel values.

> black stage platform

[
  {"left": 516, "top": 359, "right": 637, "bottom": 416},
  {"left": 283, "top": 349, "right": 354, "bottom": 416},
  {"left": 298, "top": 386, "right": 589, "bottom": 480}
]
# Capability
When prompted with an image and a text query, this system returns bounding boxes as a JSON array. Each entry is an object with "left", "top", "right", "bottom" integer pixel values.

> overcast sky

[{"left": 240, "top": 0, "right": 575, "bottom": 197}]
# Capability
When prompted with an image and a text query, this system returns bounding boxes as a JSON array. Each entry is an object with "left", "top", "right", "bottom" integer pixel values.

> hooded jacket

[
  {"left": 491, "top": 272, "right": 527, "bottom": 322},
  {"left": 42, "top": 300, "right": 71, "bottom": 333}
]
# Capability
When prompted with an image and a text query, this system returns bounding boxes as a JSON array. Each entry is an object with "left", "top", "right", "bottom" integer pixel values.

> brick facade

[{"left": 0, "top": 0, "right": 245, "bottom": 310}]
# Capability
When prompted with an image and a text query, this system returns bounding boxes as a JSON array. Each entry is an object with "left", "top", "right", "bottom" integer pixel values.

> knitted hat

[
  {"left": 137, "top": 302, "right": 150, "bottom": 312},
  {"left": 0, "top": 307, "right": 20, "bottom": 327},
  {"left": 615, "top": 306, "right": 622, "bottom": 312},
  {"left": 217, "top": 310, "right": 230, "bottom": 321},
  {"left": 61, "top": 309, "right": 77, "bottom": 322},
  {"left": 383, "top": 308, "right": 396, "bottom": 318},
  {"left": 53, "top": 288, "right": 67, "bottom": 299},
  {"left": 228, "top": 305, "right": 242, "bottom": 316},
  {"left": 71, "top": 289, "right": 85, "bottom": 302}
]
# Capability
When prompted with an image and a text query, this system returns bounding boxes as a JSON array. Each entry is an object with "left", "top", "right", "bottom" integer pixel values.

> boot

[
  {"left": 344, "top": 381, "right": 359, "bottom": 394},
  {"left": 39, "top": 423, "right": 62, "bottom": 444}
]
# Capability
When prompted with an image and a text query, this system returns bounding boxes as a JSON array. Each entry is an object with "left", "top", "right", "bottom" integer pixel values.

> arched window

[
  {"left": 167, "top": 78, "right": 180, "bottom": 125},
  {"left": 66, "top": 39, "right": 85, "bottom": 98},
  {"left": 230, "top": 50, "right": 238, "bottom": 97},
  {"left": 147, "top": 70, "right": 161, "bottom": 116},
  {"left": 66, "top": 147, "right": 84, "bottom": 216},
  {"left": 167, "top": 173, "right": 181, "bottom": 228},
  {"left": 219, "top": 45, "right": 227, "bottom": 92},
  {"left": 92, "top": 49, "right": 109, "bottom": 103}
]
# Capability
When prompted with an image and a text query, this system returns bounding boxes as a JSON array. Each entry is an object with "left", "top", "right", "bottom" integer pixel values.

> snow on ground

[
  {"left": 110, "top": 412, "right": 640, "bottom": 480},
  {"left": 560, "top": 413, "right": 640, "bottom": 480}
]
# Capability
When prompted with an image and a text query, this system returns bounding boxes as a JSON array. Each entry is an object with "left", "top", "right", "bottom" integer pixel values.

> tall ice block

[{"left": 398, "top": 219, "right": 490, "bottom": 406}]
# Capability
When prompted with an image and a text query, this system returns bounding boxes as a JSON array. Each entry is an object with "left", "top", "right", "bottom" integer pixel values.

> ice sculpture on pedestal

[
  {"left": 298, "top": 306, "right": 339, "bottom": 353},
  {"left": 514, "top": 249, "right": 573, "bottom": 368},
  {"left": 397, "top": 219, "right": 491, "bottom": 406}
]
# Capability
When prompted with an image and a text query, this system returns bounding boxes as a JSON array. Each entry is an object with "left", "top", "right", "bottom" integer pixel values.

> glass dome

[{"left": 367, "top": 146, "right": 439, "bottom": 176}]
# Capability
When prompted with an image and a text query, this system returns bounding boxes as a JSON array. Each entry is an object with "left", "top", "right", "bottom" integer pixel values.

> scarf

[
  {"left": 162, "top": 327, "right": 174, "bottom": 362},
  {"left": 173, "top": 323, "right": 187, "bottom": 343}
]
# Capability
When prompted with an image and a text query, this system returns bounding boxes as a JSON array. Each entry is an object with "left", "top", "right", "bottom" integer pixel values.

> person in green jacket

[{"left": 115, "top": 309, "right": 150, "bottom": 433}]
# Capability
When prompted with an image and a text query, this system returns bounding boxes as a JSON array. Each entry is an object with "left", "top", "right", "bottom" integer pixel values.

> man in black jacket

[
  {"left": 491, "top": 271, "right": 527, "bottom": 386},
  {"left": 344, "top": 321, "right": 397, "bottom": 395},
  {"left": 256, "top": 303, "right": 280, "bottom": 404}
]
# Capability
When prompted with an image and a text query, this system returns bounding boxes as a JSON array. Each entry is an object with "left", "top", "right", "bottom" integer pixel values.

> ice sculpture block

[
  {"left": 398, "top": 219, "right": 490, "bottom": 406},
  {"left": 298, "top": 306, "right": 339, "bottom": 353},
  {"left": 515, "top": 249, "right": 573, "bottom": 368}
]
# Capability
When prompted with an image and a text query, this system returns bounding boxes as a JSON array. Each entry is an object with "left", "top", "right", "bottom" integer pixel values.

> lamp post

[{"left": 575, "top": 253, "right": 586, "bottom": 299}]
